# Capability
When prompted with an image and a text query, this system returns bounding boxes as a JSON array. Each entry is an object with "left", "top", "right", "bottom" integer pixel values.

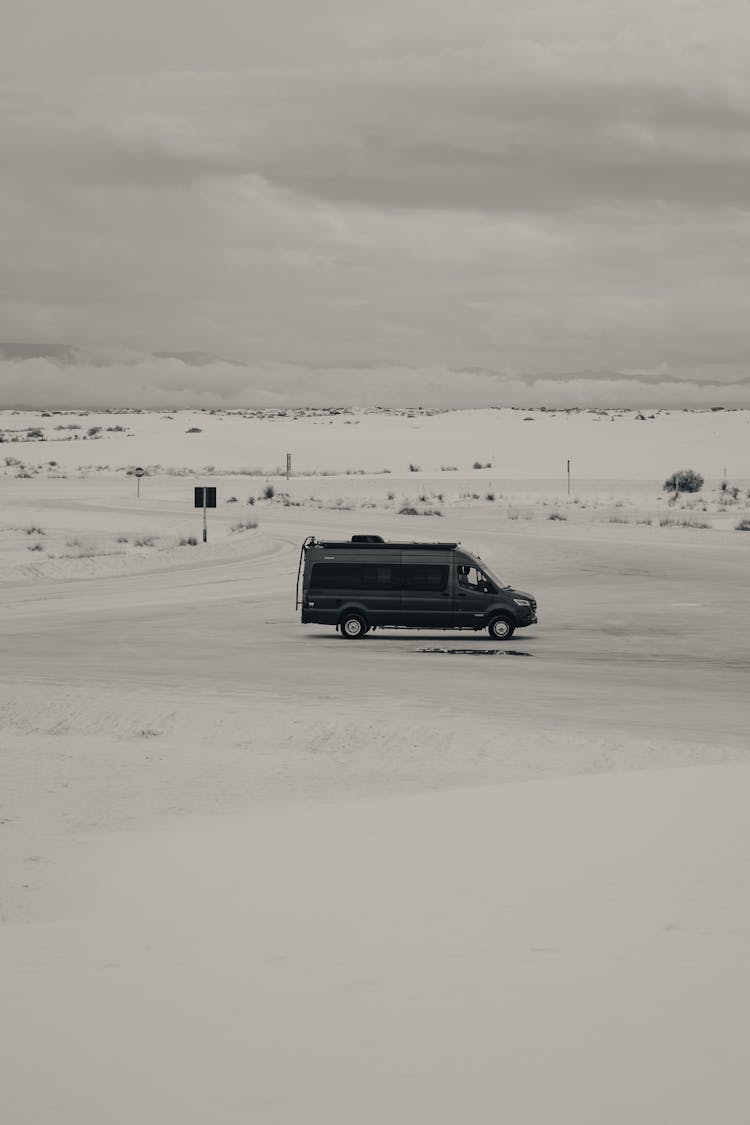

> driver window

[{"left": 456, "top": 565, "right": 492, "bottom": 592}]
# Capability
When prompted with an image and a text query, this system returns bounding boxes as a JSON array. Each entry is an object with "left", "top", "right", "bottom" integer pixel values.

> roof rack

[{"left": 316, "top": 539, "right": 459, "bottom": 550}]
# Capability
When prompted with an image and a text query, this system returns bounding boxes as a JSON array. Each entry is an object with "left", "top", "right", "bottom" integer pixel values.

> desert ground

[{"left": 2, "top": 406, "right": 750, "bottom": 1123}]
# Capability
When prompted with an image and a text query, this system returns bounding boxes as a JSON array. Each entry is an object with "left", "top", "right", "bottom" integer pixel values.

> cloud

[
  {"left": 3, "top": 352, "right": 750, "bottom": 410},
  {"left": 2, "top": 1, "right": 750, "bottom": 398}
]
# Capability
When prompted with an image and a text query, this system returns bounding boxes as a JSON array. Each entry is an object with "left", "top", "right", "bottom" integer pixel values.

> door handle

[{"left": 457, "top": 593, "right": 468, "bottom": 598}]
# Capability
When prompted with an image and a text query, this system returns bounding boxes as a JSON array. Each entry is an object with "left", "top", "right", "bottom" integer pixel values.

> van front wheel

[
  {"left": 488, "top": 615, "right": 515, "bottom": 640},
  {"left": 340, "top": 613, "right": 368, "bottom": 639}
]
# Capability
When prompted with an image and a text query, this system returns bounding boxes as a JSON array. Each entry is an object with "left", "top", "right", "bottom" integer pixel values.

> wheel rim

[
  {"left": 492, "top": 619, "right": 510, "bottom": 639},
  {"left": 344, "top": 618, "right": 362, "bottom": 637}
]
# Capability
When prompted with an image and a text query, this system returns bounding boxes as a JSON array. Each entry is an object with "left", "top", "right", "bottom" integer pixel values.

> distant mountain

[
  {"left": 0, "top": 342, "right": 79, "bottom": 363},
  {"left": 153, "top": 350, "right": 245, "bottom": 367},
  {"left": 0, "top": 344, "right": 246, "bottom": 368}
]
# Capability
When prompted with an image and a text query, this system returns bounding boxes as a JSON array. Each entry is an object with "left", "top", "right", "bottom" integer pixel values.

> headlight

[{"left": 513, "top": 598, "right": 530, "bottom": 606}]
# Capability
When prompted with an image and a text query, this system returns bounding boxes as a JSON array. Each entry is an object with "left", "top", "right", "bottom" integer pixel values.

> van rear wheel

[
  {"left": 488, "top": 615, "right": 514, "bottom": 640},
  {"left": 340, "top": 613, "right": 368, "bottom": 639}
]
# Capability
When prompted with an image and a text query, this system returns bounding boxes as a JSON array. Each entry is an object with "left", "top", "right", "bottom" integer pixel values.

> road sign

[
  {"left": 194, "top": 486, "right": 217, "bottom": 542},
  {"left": 194, "top": 486, "right": 216, "bottom": 508},
  {"left": 134, "top": 466, "right": 145, "bottom": 497}
]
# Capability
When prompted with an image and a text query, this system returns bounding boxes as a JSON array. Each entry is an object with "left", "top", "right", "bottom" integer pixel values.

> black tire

[
  {"left": 488, "top": 615, "right": 515, "bottom": 640},
  {"left": 340, "top": 613, "right": 368, "bottom": 639}
]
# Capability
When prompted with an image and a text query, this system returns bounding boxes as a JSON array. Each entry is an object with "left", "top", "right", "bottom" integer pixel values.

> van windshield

[{"left": 479, "top": 563, "right": 508, "bottom": 590}]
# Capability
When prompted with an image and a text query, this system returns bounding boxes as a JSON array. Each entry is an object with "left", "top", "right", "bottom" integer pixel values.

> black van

[{"left": 296, "top": 536, "right": 537, "bottom": 639}]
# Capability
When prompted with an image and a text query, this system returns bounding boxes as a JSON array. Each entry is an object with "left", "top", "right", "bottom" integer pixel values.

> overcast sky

[{"left": 2, "top": 0, "right": 750, "bottom": 407}]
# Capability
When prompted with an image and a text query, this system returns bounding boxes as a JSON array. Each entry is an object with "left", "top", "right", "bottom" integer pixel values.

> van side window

[
  {"left": 456, "top": 565, "right": 493, "bottom": 592},
  {"left": 402, "top": 564, "right": 448, "bottom": 591},
  {"left": 310, "top": 563, "right": 398, "bottom": 590}
]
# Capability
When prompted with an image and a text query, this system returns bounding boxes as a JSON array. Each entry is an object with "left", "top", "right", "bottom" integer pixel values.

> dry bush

[{"left": 663, "top": 468, "right": 703, "bottom": 493}]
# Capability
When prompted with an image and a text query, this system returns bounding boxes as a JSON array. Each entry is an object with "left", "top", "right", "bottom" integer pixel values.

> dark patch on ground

[{"left": 415, "top": 648, "right": 533, "bottom": 657}]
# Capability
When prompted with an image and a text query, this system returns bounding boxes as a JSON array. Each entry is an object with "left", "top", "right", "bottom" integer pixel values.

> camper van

[{"left": 296, "top": 535, "right": 537, "bottom": 639}]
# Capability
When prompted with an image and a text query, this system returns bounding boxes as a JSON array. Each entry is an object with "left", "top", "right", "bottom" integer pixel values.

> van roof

[{"left": 315, "top": 539, "right": 459, "bottom": 551}]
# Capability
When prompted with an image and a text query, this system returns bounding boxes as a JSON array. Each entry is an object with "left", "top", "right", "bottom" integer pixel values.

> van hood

[{"left": 507, "top": 588, "right": 535, "bottom": 602}]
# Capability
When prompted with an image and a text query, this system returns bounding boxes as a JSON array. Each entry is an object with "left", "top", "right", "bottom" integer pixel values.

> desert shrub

[
  {"left": 735, "top": 519, "right": 750, "bottom": 531},
  {"left": 87, "top": 426, "right": 102, "bottom": 437},
  {"left": 409, "top": 463, "right": 420, "bottom": 472},
  {"left": 470, "top": 492, "right": 480, "bottom": 500},
  {"left": 680, "top": 520, "right": 710, "bottom": 529},
  {"left": 423, "top": 508, "right": 443, "bottom": 516},
  {"left": 472, "top": 461, "right": 483, "bottom": 470},
  {"left": 659, "top": 517, "right": 676, "bottom": 527},
  {"left": 637, "top": 518, "right": 653, "bottom": 526},
  {"left": 186, "top": 427, "right": 202, "bottom": 433},
  {"left": 486, "top": 492, "right": 495, "bottom": 501},
  {"left": 26, "top": 428, "right": 44, "bottom": 439},
  {"left": 548, "top": 512, "right": 567, "bottom": 521},
  {"left": 134, "top": 536, "right": 155, "bottom": 547},
  {"left": 106, "top": 425, "right": 126, "bottom": 432},
  {"left": 247, "top": 496, "right": 255, "bottom": 505},
  {"left": 227, "top": 496, "right": 238, "bottom": 503},
  {"left": 507, "top": 510, "right": 520, "bottom": 520},
  {"left": 28, "top": 543, "right": 44, "bottom": 552},
  {"left": 387, "top": 492, "right": 395, "bottom": 500},
  {"left": 663, "top": 468, "right": 703, "bottom": 494},
  {"left": 230, "top": 520, "right": 258, "bottom": 532},
  {"left": 116, "top": 536, "right": 129, "bottom": 543},
  {"left": 399, "top": 506, "right": 419, "bottom": 515},
  {"left": 609, "top": 514, "right": 629, "bottom": 523},
  {"left": 5, "top": 456, "right": 22, "bottom": 466},
  {"left": 418, "top": 492, "right": 428, "bottom": 502},
  {"left": 441, "top": 465, "right": 458, "bottom": 471},
  {"left": 179, "top": 536, "right": 199, "bottom": 546},
  {"left": 25, "top": 525, "right": 44, "bottom": 535},
  {"left": 263, "top": 484, "right": 275, "bottom": 499}
]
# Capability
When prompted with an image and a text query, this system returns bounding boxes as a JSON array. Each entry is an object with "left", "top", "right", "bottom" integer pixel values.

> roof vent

[{"left": 351, "top": 534, "right": 385, "bottom": 543}]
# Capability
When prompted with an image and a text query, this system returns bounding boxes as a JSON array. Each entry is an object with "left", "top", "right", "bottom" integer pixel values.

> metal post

[
  {"left": 137, "top": 476, "right": 140, "bottom": 499},
  {"left": 287, "top": 452, "right": 291, "bottom": 481},
  {"left": 567, "top": 459, "right": 571, "bottom": 498},
  {"left": 203, "top": 496, "right": 207, "bottom": 543}
]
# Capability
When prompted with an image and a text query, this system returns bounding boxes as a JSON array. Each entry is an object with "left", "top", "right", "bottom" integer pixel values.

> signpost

[
  {"left": 134, "top": 466, "right": 145, "bottom": 498},
  {"left": 194, "top": 485, "right": 217, "bottom": 542},
  {"left": 286, "top": 452, "right": 291, "bottom": 480},
  {"left": 567, "top": 459, "right": 571, "bottom": 498}
]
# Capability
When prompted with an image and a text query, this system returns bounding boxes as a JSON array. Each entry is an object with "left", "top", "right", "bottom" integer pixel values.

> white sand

[{"left": 1, "top": 407, "right": 749, "bottom": 1122}]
